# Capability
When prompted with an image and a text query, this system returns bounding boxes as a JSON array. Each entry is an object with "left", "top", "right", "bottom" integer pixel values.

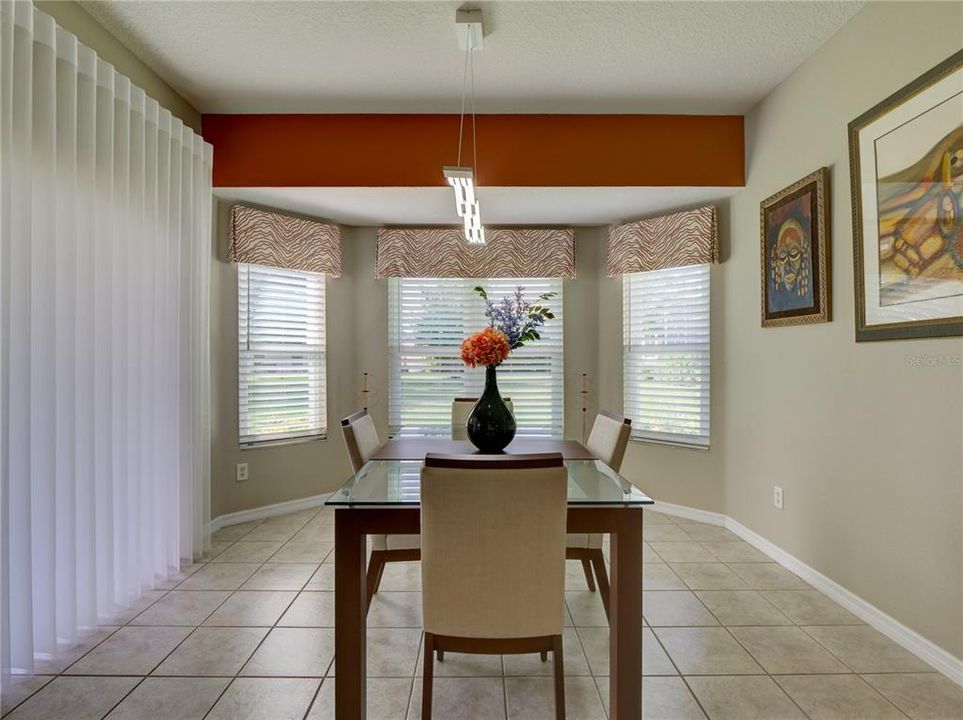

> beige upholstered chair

[
  {"left": 420, "top": 453, "right": 568, "bottom": 720},
  {"left": 566, "top": 411, "right": 632, "bottom": 617},
  {"left": 340, "top": 409, "right": 420, "bottom": 608},
  {"left": 450, "top": 397, "right": 514, "bottom": 441}
]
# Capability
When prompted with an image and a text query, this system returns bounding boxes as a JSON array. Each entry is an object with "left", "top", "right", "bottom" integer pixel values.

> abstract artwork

[
  {"left": 760, "top": 168, "right": 831, "bottom": 327},
  {"left": 849, "top": 50, "right": 962, "bottom": 341}
]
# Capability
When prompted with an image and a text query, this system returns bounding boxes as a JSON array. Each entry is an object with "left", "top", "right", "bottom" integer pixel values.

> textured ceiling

[{"left": 81, "top": 0, "right": 864, "bottom": 114}]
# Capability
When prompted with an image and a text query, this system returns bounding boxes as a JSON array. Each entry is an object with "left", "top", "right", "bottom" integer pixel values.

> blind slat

[
  {"left": 623, "top": 265, "right": 710, "bottom": 448},
  {"left": 238, "top": 263, "right": 327, "bottom": 444}
]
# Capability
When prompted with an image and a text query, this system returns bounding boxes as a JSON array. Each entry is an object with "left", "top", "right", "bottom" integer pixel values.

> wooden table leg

[
  {"left": 335, "top": 509, "right": 367, "bottom": 720},
  {"left": 609, "top": 507, "right": 643, "bottom": 720}
]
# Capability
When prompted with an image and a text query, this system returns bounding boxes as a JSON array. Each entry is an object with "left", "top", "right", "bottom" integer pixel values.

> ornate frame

[
  {"left": 848, "top": 49, "right": 963, "bottom": 342},
  {"left": 759, "top": 167, "right": 832, "bottom": 327}
]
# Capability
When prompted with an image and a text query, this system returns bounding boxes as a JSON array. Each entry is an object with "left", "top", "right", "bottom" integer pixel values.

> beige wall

[{"left": 35, "top": 1, "right": 201, "bottom": 131}]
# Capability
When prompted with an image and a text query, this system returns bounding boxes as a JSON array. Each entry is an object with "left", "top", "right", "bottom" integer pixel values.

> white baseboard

[
  {"left": 651, "top": 501, "right": 963, "bottom": 686},
  {"left": 209, "top": 492, "right": 330, "bottom": 533}
]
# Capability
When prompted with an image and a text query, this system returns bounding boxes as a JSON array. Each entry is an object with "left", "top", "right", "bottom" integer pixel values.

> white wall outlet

[
  {"left": 236, "top": 463, "right": 249, "bottom": 482},
  {"left": 773, "top": 486, "right": 784, "bottom": 510}
]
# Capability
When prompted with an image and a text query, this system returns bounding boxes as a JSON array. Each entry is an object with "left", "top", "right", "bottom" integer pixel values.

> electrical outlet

[
  {"left": 236, "top": 463, "right": 249, "bottom": 483},
  {"left": 773, "top": 486, "right": 784, "bottom": 510}
]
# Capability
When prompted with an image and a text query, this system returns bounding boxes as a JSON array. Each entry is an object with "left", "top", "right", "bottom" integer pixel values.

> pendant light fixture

[{"left": 444, "top": 9, "right": 485, "bottom": 244}]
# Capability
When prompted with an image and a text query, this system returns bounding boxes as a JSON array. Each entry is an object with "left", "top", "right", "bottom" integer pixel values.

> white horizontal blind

[
  {"left": 238, "top": 264, "right": 326, "bottom": 445},
  {"left": 623, "top": 265, "right": 710, "bottom": 447},
  {"left": 389, "top": 278, "right": 564, "bottom": 437}
]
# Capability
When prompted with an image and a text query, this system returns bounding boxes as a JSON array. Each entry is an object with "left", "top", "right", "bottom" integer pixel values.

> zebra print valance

[
  {"left": 607, "top": 205, "right": 719, "bottom": 276},
  {"left": 229, "top": 204, "right": 342, "bottom": 277},
  {"left": 376, "top": 228, "right": 576, "bottom": 279}
]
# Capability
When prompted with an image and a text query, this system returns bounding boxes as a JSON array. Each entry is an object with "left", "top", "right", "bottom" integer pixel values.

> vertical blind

[
  {"left": 623, "top": 265, "right": 711, "bottom": 447},
  {"left": 238, "top": 264, "right": 326, "bottom": 445},
  {"left": 388, "top": 277, "right": 564, "bottom": 437}
]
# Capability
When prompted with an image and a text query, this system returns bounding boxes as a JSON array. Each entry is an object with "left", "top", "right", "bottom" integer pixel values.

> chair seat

[
  {"left": 371, "top": 533, "right": 422, "bottom": 551},
  {"left": 565, "top": 533, "right": 604, "bottom": 549}
]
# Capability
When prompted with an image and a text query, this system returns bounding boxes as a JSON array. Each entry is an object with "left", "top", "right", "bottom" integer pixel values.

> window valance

[
  {"left": 229, "top": 204, "right": 342, "bottom": 277},
  {"left": 607, "top": 205, "right": 718, "bottom": 276},
  {"left": 376, "top": 228, "right": 576, "bottom": 279}
]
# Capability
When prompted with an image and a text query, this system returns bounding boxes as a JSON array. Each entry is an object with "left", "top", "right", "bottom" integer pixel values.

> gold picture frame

[
  {"left": 760, "top": 167, "right": 831, "bottom": 327},
  {"left": 848, "top": 50, "right": 963, "bottom": 341}
]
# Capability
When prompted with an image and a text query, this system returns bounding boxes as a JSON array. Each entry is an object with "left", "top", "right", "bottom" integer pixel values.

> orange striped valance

[
  {"left": 607, "top": 206, "right": 718, "bottom": 276},
  {"left": 376, "top": 228, "right": 576, "bottom": 279},
  {"left": 229, "top": 204, "right": 341, "bottom": 276}
]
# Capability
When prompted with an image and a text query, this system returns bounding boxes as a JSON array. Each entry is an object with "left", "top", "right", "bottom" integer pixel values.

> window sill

[
  {"left": 240, "top": 434, "right": 327, "bottom": 451},
  {"left": 629, "top": 436, "right": 710, "bottom": 453}
]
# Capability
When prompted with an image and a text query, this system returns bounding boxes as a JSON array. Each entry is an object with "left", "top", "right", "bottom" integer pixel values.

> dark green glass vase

[{"left": 466, "top": 365, "right": 517, "bottom": 453}]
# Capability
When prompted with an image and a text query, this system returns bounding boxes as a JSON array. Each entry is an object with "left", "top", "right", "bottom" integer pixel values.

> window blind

[
  {"left": 623, "top": 264, "right": 710, "bottom": 448},
  {"left": 388, "top": 277, "right": 564, "bottom": 437},
  {"left": 238, "top": 264, "right": 326, "bottom": 445}
]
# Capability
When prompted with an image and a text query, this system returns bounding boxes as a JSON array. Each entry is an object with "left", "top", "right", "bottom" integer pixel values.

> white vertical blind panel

[
  {"left": 388, "top": 277, "right": 563, "bottom": 437},
  {"left": 238, "top": 264, "right": 326, "bottom": 445},
  {"left": 623, "top": 265, "right": 711, "bottom": 447}
]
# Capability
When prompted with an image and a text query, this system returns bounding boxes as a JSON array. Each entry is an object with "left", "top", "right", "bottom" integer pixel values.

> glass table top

[{"left": 326, "top": 459, "right": 654, "bottom": 507}]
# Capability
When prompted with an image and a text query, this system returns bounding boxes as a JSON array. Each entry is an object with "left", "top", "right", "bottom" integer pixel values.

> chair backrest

[
  {"left": 340, "top": 409, "right": 382, "bottom": 474},
  {"left": 420, "top": 453, "right": 567, "bottom": 639},
  {"left": 450, "top": 397, "right": 514, "bottom": 441},
  {"left": 586, "top": 411, "right": 632, "bottom": 473}
]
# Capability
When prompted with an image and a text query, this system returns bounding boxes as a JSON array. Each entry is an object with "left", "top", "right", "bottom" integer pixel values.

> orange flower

[{"left": 461, "top": 327, "right": 510, "bottom": 368}]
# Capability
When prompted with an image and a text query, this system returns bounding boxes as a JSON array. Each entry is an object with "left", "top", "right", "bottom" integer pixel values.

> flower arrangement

[
  {"left": 459, "top": 286, "right": 557, "bottom": 368},
  {"left": 460, "top": 326, "right": 510, "bottom": 368}
]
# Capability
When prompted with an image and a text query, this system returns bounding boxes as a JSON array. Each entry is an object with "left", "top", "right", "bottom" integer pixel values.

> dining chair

[
  {"left": 420, "top": 453, "right": 567, "bottom": 720},
  {"left": 450, "top": 397, "right": 514, "bottom": 441},
  {"left": 566, "top": 410, "right": 632, "bottom": 617},
  {"left": 340, "top": 409, "right": 420, "bottom": 609}
]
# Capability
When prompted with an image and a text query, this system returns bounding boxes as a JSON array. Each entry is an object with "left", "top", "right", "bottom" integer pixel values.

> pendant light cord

[
  {"left": 457, "top": 42, "right": 469, "bottom": 166},
  {"left": 456, "top": 38, "right": 479, "bottom": 170}
]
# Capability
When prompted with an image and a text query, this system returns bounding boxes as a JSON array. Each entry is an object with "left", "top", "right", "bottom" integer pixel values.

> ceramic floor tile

[
  {"left": 643, "top": 510, "right": 677, "bottom": 524},
  {"left": 643, "top": 591, "right": 718, "bottom": 627},
  {"left": 729, "top": 626, "right": 850, "bottom": 674},
  {"left": 416, "top": 650, "right": 503, "bottom": 678},
  {"left": 727, "top": 563, "right": 809, "bottom": 590},
  {"left": 645, "top": 563, "right": 688, "bottom": 590},
  {"left": 241, "top": 627, "right": 334, "bottom": 677},
  {"left": 240, "top": 562, "right": 318, "bottom": 590},
  {"left": 242, "top": 523, "right": 302, "bottom": 542},
  {"left": 308, "top": 677, "right": 412, "bottom": 720},
  {"left": 803, "top": 626, "right": 931, "bottom": 673},
  {"left": 686, "top": 675, "right": 807, "bottom": 720},
  {"left": 368, "top": 591, "right": 423, "bottom": 628},
  {"left": 505, "top": 676, "right": 606, "bottom": 720},
  {"left": 278, "top": 591, "right": 335, "bottom": 627},
  {"left": 4, "top": 676, "right": 140, "bottom": 720},
  {"left": 653, "top": 628, "right": 763, "bottom": 675},
  {"left": 64, "top": 626, "right": 193, "bottom": 675},
  {"left": 774, "top": 675, "right": 906, "bottom": 720},
  {"left": 105, "top": 677, "right": 230, "bottom": 720},
  {"left": 202, "top": 590, "right": 296, "bottom": 627},
  {"left": 699, "top": 541, "right": 770, "bottom": 563},
  {"left": 762, "top": 590, "right": 863, "bottom": 625},
  {"left": 210, "top": 541, "right": 285, "bottom": 563},
  {"left": 407, "top": 677, "right": 506, "bottom": 720},
  {"left": 270, "top": 542, "right": 333, "bottom": 563},
  {"left": 305, "top": 563, "right": 335, "bottom": 591},
  {"left": 566, "top": 591, "right": 609, "bottom": 627},
  {"left": 206, "top": 677, "right": 319, "bottom": 720},
  {"left": 153, "top": 626, "right": 268, "bottom": 676},
  {"left": 643, "top": 543, "right": 662, "bottom": 564},
  {"left": 643, "top": 676, "right": 708, "bottom": 720},
  {"left": 862, "top": 672, "right": 963, "bottom": 720},
  {"left": 0, "top": 675, "right": 54, "bottom": 716},
  {"left": 33, "top": 627, "right": 120, "bottom": 674},
  {"left": 101, "top": 591, "right": 170, "bottom": 625},
  {"left": 176, "top": 563, "right": 261, "bottom": 591},
  {"left": 576, "top": 627, "right": 677, "bottom": 677},
  {"left": 649, "top": 542, "right": 717, "bottom": 563},
  {"left": 503, "top": 628, "right": 591, "bottom": 677},
  {"left": 211, "top": 521, "right": 262, "bottom": 542},
  {"left": 678, "top": 525, "right": 741, "bottom": 543},
  {"left": 670, "top": 563, "right": 750, "bottom": 591},
  {"left": 644, "top": 525, "right": 693, "bottom": 542},
  {"left": 377, "top": 561, "right": 421, "bottom": 591},
  {"left": 694, "top": 591, "right": 792, "bottom": 626},
  {"left": 130, "top": 591, "right": 231, "bottom": 626}
]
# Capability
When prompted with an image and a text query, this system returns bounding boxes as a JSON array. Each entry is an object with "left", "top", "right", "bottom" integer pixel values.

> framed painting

[
  {"left": 760, "top": 167, "right": 831, "bottom": 327},
  {"left": 849, "top": 49, "right": 963, "bottom": 341}
]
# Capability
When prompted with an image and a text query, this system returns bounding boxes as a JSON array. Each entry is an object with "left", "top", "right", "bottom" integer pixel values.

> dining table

[{"left": 326, "top": 437, "right": 654, "bottom": 720}]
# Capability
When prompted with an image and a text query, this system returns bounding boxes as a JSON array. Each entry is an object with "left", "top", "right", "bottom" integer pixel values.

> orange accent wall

[{"left": 202, "top": 114, "right": 744, "bottom": 188}]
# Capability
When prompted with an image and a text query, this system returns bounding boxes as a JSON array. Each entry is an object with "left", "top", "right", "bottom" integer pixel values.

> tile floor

[{"left": 3, "top": 507, "right": 961, "bottom": 719}]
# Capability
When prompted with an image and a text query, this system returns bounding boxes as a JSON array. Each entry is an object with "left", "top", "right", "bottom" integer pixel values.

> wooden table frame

[{"left": 334, "top": 504, "right": 643, "bottom": 720}]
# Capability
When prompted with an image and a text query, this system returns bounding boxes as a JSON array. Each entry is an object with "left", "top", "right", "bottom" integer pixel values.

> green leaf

[
  {"left": 544, "top": 312, "right": 555, "bottom": 319},
  {"left": 473, "top": 286, "right": 488, "bottom": 299}
]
